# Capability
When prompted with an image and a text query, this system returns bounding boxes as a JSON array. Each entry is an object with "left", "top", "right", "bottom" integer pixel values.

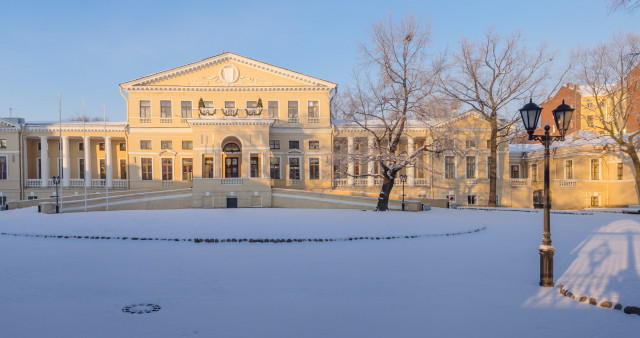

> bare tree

[
  {"left": 609, "top": 0, "right": 640, "bottom": 13},
  {"left": 68, "top": 114, "right": 106, "bottom": 122},
  {"left": 439, "top": 29, "right": 555, "bottom": 207},
  {"left": 339, "top": 13, "right": 443, "bottom": 211},
  {"left": 572, "top": 32, "right": 640, "bottom": 201}
]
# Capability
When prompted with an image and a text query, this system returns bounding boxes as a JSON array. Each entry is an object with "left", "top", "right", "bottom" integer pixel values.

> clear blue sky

[{"left": 0, "top": 0, "right": 636, "bottom": 122}]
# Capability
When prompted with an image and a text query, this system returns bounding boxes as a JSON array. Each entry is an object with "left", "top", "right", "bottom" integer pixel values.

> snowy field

[{"left": 0, "top": 207, "right": 638, "bottom": 337}]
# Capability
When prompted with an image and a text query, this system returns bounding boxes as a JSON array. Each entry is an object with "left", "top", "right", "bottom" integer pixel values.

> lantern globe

[
  {"left": 519, "top": 99, "right": 542, "bottom": 135},
  {"left": 552, "top": 99, "right": 575, "bottom": 139}
]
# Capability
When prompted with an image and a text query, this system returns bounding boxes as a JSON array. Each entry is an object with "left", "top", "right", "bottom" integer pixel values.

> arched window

[{"left": 223, "top": 142, "right": 240, "bottom": 153}]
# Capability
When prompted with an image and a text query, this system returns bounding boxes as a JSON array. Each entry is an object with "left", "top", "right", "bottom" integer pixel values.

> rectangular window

[
  {"left": 140, "top": 140, "right": 152, "bottom": 150},
  {"left": 99, "top": 159, "right": 106, "bottom": 180},
  {"left": 270, "top": 157, "right": 281, "bottom": 179},
  {"left": 466, "top": 156, "right": 476, "bottom": 178},
  {"left": 160, "top": 100, "right": 171, "bottom": 118},
  {"left": 99, "top": 142, "right": 105, "bottom": 151},
  {"left": 445, "top": 156, "right": 455, "bottom": 179},
  {"left": 288, "top": 101, "right": 298, "bottom": 119},
  {"left": 79, "top": 159, "right": 85, "bottom": 180},
  {"left": 141, "top": 158, "right": 153, "bottom": 180},
  {"left": 510, "top": 165, "right": 520, "bottom": 179},
  {"left": 618, "top": 163, "right": 624, "bottom": 180},
  {"left": 591, "top": 196, "right": 599, "bottom": 207},
  {"left": 119, "top": 143, "right": 126, "bottom": 151},
  {"left": 79, "top": 142, "right": 84, "bottom": 151},
  {"left": 466, "top": 139, "right": 476, "bottom": 148},
  {"left": 0, "top": 139, "right": 6, "bottom": 148},
  {"left": 587, "top": 100, "right": 593, "bottom": 109},
  {"left": 309, "top": 140, "right": 319, "bottom": 149},
  {"left": 587, "top": 115, "right": 594, "bottom": 127},
  {"left": 120, "top": 159, "right": 127, "bottom": 179},
  {"left": 37, "top": 142, "right": 41, "bottom": 151},
  {"left": 590, "top": 159, "right": 600, "bottom": 180},
  {"left": 246, "top": 101, "right": 257, "bottom": 109},
  {"left": 565, "top": 160, "right": 573, "bottom": 179},
  {"left": 182, "top": 158, "right": 193, "bottom": 181},
  {"left": 0, "top": 156, "right": 7, "bottom": 179},
  {"left": 530, "top": 164, "right": 538, "bottom": 182},
  {"left": 182, "top": 140, "right": 193, "bottom": 150},
  {"left": 250, "top": 156, "right": 260, "bottom": 178},
  {"left": 269, "top": 140, "right": 280, "bottom": 149},
  {"left": 289, "top": 140, "right": 299, "bottom": 150},
  {"left": 289, "top": 158, "right": 300, "bottom": 180},
  {"left": 203, "top": 156, "right": 214, "bottom": 178},
  {"left": 200, "top": 100, "right": 214, "bottom": 115},
  {"left": 161, "top": 141, "right": 172, "bottom": 150},
  {"left": 268, "top": 101, "right": 278, "bottom": 118},
  {"left": 225, "top": 101, "right": 235, "bottom": 108},
  {"left": 161, "top": 158, "right": 172, "bottom": 181},
  {"left": 308, "top": 101, "right": 319, "bottom": 118},
  {"left": 309, "top": 158, "right": 320, "bottom": 180},
  {"left": 139, "top": 100, "right": 151, "bottom": 118},
  {"left": 467, "top": 195, "right": 477, "bottom": 205},
  {"left": 181, "top": 101, "right": 192, "bottom": 118}
]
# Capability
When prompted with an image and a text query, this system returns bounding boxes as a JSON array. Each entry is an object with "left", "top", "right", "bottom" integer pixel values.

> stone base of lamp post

[{"left": 539, "top": 244, "right": 555, "bottom": 287}]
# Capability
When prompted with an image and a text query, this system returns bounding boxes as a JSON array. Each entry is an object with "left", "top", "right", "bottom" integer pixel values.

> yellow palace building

[{"left": 0, "top": 53, "right": 638, "bottom": 210}]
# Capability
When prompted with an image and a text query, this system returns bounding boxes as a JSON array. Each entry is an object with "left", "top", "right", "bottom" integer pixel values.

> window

[
  {"left": 162, "top": 158, "right": 172, "bottom": 181},
  {"left": 250, "top": 156, "right": 260, "bottom": 178},
  {"left": 565, "top": 160, "right": 573, "bottom": 179},
  {"left": 182, "top": 158, "right": 193, "bottom": 181},
  {"left": 225, "top": 101, "right": 235, "bottom": 108},
  {"left": 181, "top": 101, "right": 192, "bottom": 118},
  {"left": 140, "top": 140, "right": 152, "bottom": 150},
  {"left": 119, "top": 143, "right": 126, "bottom": 151},
  {"left": 530, "top": 164, "right": 538, "bottom": 182},
  {"left": 587, "top": 115, "right": 594, "bottom": 127},
  {"left": 289, "top": 140, "right": 299, "bottom": 150},
  {"left": 445, "top": 156, "right": 455, "bottom": 179},
  {"left": 309, "top": 140, "right": 319, "bottom": 149},
  {"left": 486, "top": 140, "right": 491, "bottom": 148},
  {"left": 141, "top": 158, "right": 153, "bottom": 180},
  {"left": 309, "top": 158, "right": 320, "bottom": 180},
  {"left": 467, "top": 195, "right": 477, "bottom": 205},
  {"left": 200, "top": 100, "right": 214, "bottom": 115},
  {"left": 99, "top": 142, "right": 105, "bottom": 151},
  {"left": 182, "top": 140, "right": 193, "bottom": 150},
  {"left": 120, "top": 159, "right": 127, "bottom": 179},
  {"left": 288, "top": 101, "right": 298, "bottom": 119},
  {"left": 466, "top": 139, "right": 476, "bottom": 148},
  {"left": 618, "top": 163, "right": 624, "bottom": 180},
  {"left": 37, "top": 142, "right": 41, "bottom": 151},
  {"left": 308, "top": 101, "right": 319, "bottom": 118},
  {"left": 139, "top": 100, "right": 151, "bottom": 118},
  {"left": 0, "top": 156, "right": 7, "bottom": 179},
  {"left": 590, "top": 159, "right": 600, "bottom": 180},
  {"left": 79, "top": 142, "right": 84, "bottom": 151},
  {"left": 203, "top": 156, "right": 214, "bottom": 178},
  {"left": 270, "top": 140, "right": 280, "bottom": 149},
  {"left": 591, "top": 196, "right": 599, "bottom": 207},
  {"left": 587, "top": 100, "right": 593, "bottom": 109},
  {"left": 268, "top": 101, "right": 278, "bottom": 118},
  {"left": 270, "top": 157, "right": 281, "bottom": 179},
  {"left": 487, "top": 156, "right": 499, "bottom": 178},
  {"left": 160, "top": 100, "right": 171, "bottom": 118},
  {"left": 98, "top": 159, "right": 106, "bottom": 179},
  {"left": 289, "top": 158, "right": 300, "bottom": 180},
  {"left": 510, "top": 165, "right": 520, "bottom": 179},
  {"left": 161, "top": 141, "right": 172, "bottom": 150},
  {"left": 246, "top": 101, "right": 257, "bottom": 108},
  {"left": 466, "top": 156, "right": 476, "bottom": 178},
  {"left": 0, "top": 139, "right": 6, "bottom": 148}
]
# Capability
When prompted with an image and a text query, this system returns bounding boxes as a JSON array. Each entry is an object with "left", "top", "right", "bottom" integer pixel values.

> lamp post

[
  {"left": 52, "top": 175, "right": 61, "bottom": 213},
  {"left": 519, "top": 99, "right": 574, "bottom": 287},
  {"left": 400, "top": 174, "right": 407, "bottom": 211}
]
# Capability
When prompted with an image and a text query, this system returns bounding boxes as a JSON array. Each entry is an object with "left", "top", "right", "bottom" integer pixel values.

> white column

[
  {"left": 62, "top": 136, "right": 70, "bottom": 187},
  {"left": 367, "top": 136, "right": 375, "bottom": 186},
  {"left": 261, "top": 152, "right": 268, "bottom": 179},
  {"left": 23, "top": 137, "right": 28, "bottom": 181},
  {"left": 105, "top": 136, "right": 112, "bottom": 188},
  {"left": 347, "top": 137, "right": 354, "bottom": 186},
  {"left": 407, "top": 137, "right": 415, "bottom": 186},
  {"left": 84, "top": 136, "right": 91, "bottom": 188},
  {"left": 40, "top": 136, "right": 49, "bottom": 187}
]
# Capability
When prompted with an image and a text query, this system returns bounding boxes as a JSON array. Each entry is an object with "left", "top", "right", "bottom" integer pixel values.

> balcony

[
  {"left": 160, "top": 117, "right": 172, "bottom": 124},
  {"left": 25, "top": 179, "right": 41, "bottom": 188},
  {"left": 91, "top": 179, "right": 106, "bottom": 188},
  {"left": 139, "top": 117, "right": 151, "bottom": 124},
  {"left": 354, "top": 178, "right": 368, "bottom": 187},
  {"left": 510, "top": 178, "right": 530, "bottom": 188},
  {"left": 112, "top": 179, "right": 127, "bottom": 189},
  {"left": 221, "top": 178, "right": 243, "bottom": 185},
  {"left": 69, "top": 179, "right": 84, "bottom": 188},
  {"left": 415, "top": 178, "right": 429, "bottom": 186},
  {"left": 308, "top": 117, "right": 319, "bottom": 124},
  {"left": 558, "top": 179, "right": 577, "bottom": 188},
  {"left": 162, "top": 180, "right": 173, "bottom": 187},
  {"left": 288, "top": 179, "right": 301, "bottom": 186},
  {"left": 334, "top": 178, "right": 348, "bottom": 187}
]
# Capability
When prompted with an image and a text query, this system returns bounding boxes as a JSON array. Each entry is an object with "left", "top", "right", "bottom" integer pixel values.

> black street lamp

[
  {"left": 519, "top": 99, "right": 574, "bottom": 287},
  {"left": 52, "top": 176, "right": 61, "bottom": 213},
  {"left": 400, "top": 174, "right": 407, "bottom": 211}
]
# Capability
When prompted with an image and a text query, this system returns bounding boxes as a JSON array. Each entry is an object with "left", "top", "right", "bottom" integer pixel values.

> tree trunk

[
  {"left": 488, "top": 118, "right": 498, "bottom": 207},
  {"left": 626, "top": 148, "right": 640, "bottom": 205},
  {"left": 375, "top": 174, "right": 395, "bottom": 211}
]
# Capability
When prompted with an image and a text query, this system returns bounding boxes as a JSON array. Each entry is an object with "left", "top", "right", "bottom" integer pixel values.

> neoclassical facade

[{"left": 0, "top": 54, "right": 638, "bottom": 209}]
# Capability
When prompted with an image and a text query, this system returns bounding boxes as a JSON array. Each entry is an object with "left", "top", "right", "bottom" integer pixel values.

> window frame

[
  {"left": 308, "top": 140, "right": 320, "bottom": 150},
  {"left": 160, "top": 100, "right": 172, "bottom": 118},
  {"left": 181, "top": 101, "right": 193, "bottom": 118},
  {"left": 510, "top": 164, "right": 520, "bottom": 179},
  {"left": 268, "top": 101, "right": 279, "bottom": 118},
  {"left": 590, "top": 158, "right": 601, "bottom": 180},
  {"left": 307, "top": 101, "right": 319, "bottom": 118},
  {"left": 139, "top": 100, "right": 151, "bottom": 118},
  {"left": 161, "top": 158, "right": 173, "bottom": 181},
  {"left": 444, "top": 155, "right": 456, "bottom": 179},
  {"left": 119, "top": 143, "right": 126, "bottom": 151},
  {"left": 0, "top": 139, "right": 6, "bottom": 149},
  {"left": 564, "top": 160, "right": 573, "bottom": 179},
  {"left": 182, "top": 140, "right": 193, "bottom": 150},
  {"left": 0, "top": 155, "right": 8, "bottom": 180},
  {"left": 140, "top": 140, "right": 152, "bottom": 150},
  {"left": 617, "top": 162, "right": 624, "bottom": 180},
  {"left": 270, "top": 156, "right": 281, "bottom": 179},
  {"left": 530, "top": 163, "right": 538, "bottom": 182},
  {"left": 141, "top": 157, "right": 153, "bottom": 181},
  {"left": 287, "top": 101, "right": 299, "bottom": 118},
  {"left": 309, "top": 157, "right": 320, "bottom": 180},
  {"left": 466, "top": 156, "right": 477, "bottom": 179},
  {"left": 269, "top": 140, "right": 280, "bottom": 150},
  {"left": 288, "top": 140, "right": 300, "bottom": 150},
  {"left": 160, "top": 140, "right": 173, "bottom": 150},
  {"left": 288, "top": 156, "right": 301, "bottom": 180}
]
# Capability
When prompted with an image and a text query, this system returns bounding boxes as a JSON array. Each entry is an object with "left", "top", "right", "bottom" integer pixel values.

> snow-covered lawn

[{"left": 0, "top": 207, "right": 638, "bottom": 337}]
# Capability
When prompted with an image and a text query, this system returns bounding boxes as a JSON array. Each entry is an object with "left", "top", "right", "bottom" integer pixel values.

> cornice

[
  {"left": 186, "top": 117, "right": 276, "bottom": 127},
  {"left": 122, "top": 85, "right": 332, "bottom": 92}
]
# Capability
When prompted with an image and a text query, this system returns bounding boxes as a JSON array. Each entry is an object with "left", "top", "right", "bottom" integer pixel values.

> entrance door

[
  {"left": 225, "top": 157, "right": 239, "bottom": 178},
  {"left": 227, "top": 196, "right": 238, "bottom": 208}
]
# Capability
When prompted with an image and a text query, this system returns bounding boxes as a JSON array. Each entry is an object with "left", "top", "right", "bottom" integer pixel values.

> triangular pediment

[
  {"left": 433, "top": 111, "right": 489, "bottom": 129},
  {"left": 0, "top": 118, "right": 20, "bottom": 129},
  {"left": 120, "top": 52, "right": 336, "bottom": 90}
]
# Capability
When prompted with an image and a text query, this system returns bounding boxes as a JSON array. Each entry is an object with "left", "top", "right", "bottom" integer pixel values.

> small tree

[
  {"left": 340, "top": 12, "right": 443, "bottom": 211},
  {"left": 609, "top": 0, "right": 640, "bottom": 13}
]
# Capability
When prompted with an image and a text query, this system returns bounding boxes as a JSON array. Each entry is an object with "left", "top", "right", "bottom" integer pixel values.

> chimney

[{"left": 567, "top": 82, "right": 573, "bottom": 88}]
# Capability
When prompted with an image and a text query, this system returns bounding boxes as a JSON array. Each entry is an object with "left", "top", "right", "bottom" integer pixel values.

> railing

[
  {"left": 354, "top": 178, "right": 368, "bottom": 187},
  {"left": 289, "top": 179, "right": 301, "bottom": 186},
  {"left": 465, "top": 179, "right": 477, "bottom": 185},
  {"left": 69, "top": 179, "right": 84, "bottom": 188},
  {"left": 308, "top": 117, "right": 319, "bottom": 124},
  {"left": 288, "top": 118, "right": 299, "bottom": 124},
  {"left": 559, "top": 179, "right": 577, "bottom": 188},
  {"left": 221, "top": 178, "right": 243, "bottom": 185},
  {"left": 374, "top": 177, "right": 383, "bottom": 186},
  {"left": 415, "top": 178, "right": 429, "bottom": 186},
  {"left": 91, "top": 179, "right": 106, "bottom": 188},
  {"left": 334, "top": 178, "right": 348, "bottom": 187},
  {"left": 162, "top": 181, "right": 173, "bottom": 187},
  {"left": 139, "top": 117, "right": 151, "bottom": 124},
  {"left": 223, "top": 108, "right": 238, "bottom": 116},
  {"left": 511, "top": 178, "right": 530, "bottom": 187},
  {"left": 199, "top": 108, "right": 215, "bottom": 116},
  {"left": 26, "top": 179, "right": 41, "bottom": 188},
  {"left": 160, "top": 117, "right": 172, "bottom": 124},
  {"left": 180, "top": 118, "right": 189, "bottom": 124},
  {"left": 47, "top": 178, "right": 55, "bottom": 187},
  {"left": 112, "top": 179, "right": 127, "bottom": 189}
]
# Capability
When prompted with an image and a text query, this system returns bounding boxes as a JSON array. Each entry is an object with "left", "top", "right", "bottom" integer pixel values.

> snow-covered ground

[{"left": 0, "top": 207, "right": 638, "bottom": 337}]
